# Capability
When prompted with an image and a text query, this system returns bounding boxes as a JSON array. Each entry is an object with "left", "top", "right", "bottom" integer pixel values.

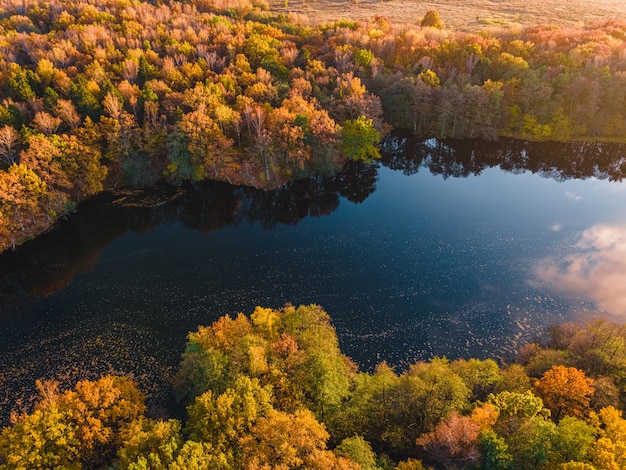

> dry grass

[{"left": 269, "top": 0, "right": 626, "bottom": 31}]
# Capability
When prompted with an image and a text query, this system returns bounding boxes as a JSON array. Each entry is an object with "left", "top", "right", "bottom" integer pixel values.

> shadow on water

[{"left": 0, "top": 160, "right": 379, "bottom": 321}]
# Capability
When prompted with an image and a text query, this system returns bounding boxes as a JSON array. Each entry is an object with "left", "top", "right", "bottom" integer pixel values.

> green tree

[
  {"left": 487, "top": 390, "right": 549, "bottom": 434},
  {"left": 479, "top": 430, "right": 513, "bottom": 470},
  {"left": 405, "top": 358, "right": 472, "bottom": 433},
  {"left": 340, "top": 116, "right": 381, "bottom": 162},
  {"left": 551, "top": 416, "right": 597, "bottom": 465},
  {"left": 451, "top": 358, "right": 502, "bottom": 402},
  {"left": 334, "top": 435, "right": 379, "bottom": 470},
  {"left": 165, "top": 125, "right": 197, "bottom": 185},
  {"left": 331, "top": 363, "right": 399, "bottom": 446},
  {"left": 281, "top": 304, "right": 354, "bottom": 419},
  {"left": 8, "top": 65, "right": 36, "bottom": 101},
  {"left": 494, "top": 364, "right": 531, "bottom": 394},
  {"left": 506, "top": 416, "right": 556, "bottom": 470}
]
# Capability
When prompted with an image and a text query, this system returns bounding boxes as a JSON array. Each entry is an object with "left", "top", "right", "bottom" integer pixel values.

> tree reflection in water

[
  {"left": 0, "top": 161, "right": 378, "bottom": 319},
  {"left": 3, "top": 136, "right": 626, "bottom": 319},
  {"left": 380, "top": 134, "right": 626, "bottom": 182}
]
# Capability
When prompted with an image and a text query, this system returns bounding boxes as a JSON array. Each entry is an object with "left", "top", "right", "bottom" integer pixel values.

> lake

[{"left": 1, "top": 135, "right": 626, "bottom": 420}]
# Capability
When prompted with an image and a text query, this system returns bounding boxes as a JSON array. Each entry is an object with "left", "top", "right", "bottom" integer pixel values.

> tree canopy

[{"left": 4, "top": 307, "right": 626, "bottom": 470}]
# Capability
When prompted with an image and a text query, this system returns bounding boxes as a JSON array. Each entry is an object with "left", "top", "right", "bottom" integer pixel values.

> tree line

[
  {"left": 2, "top": 305, "right": 626, "bottom": 469},
  {"left": 2, "top": 0, "right": 626, "bottom": 251}
]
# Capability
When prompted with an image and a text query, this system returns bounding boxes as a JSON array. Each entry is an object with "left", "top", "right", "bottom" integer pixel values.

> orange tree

[{"left": 533, "top": 365, "right": 595, "bottom": 421}]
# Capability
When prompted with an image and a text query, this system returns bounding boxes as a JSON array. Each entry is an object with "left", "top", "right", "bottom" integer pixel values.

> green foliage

[
  {"left": 506, "top": 416, "right": 556, "bottom": 469},
  {"left": 495, "top": 364, "right": 531, "bottom": 394},
  {"left": 551, "top": 416, "right": 597, "bottom": 464},
  {"left": 174, "top": 304, "right": 354, "bottom": 425},
  {"left": 69, "top": 75, "right": 102, "bottom": 121},
  {"left": 340, "top": 116, "right": 381, "bottom": 162},
  {"left": 165, "top": 126, "right": 197, "bottom": 185},
  {"left": 488, "top": 390, "right": 550, "bottom": 438},
  {"left": 405, "top": 358, "right": 472, "bottom": 431},
  {"left": 452, "top": 358, "right": 503, "bottom": 402},
  {"left": 335, "top": 435, "right": 379, "bottom": 470},
  {"left": 354, "top": 49, "right": 375, "bottom": 67},
  {"left": 137, "top": 55, "right": 158, "bottom": 87},
  {"left": 479, "top": 430, "right": 513, "bottom": 470},
  {"left": 8, "top": 66, "right": 36, "bottom": 101},
  {"left": 185, "top": 376, "right": 273, "bottom": 452}
]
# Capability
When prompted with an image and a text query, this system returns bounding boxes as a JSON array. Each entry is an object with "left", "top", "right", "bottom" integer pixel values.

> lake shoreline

[{"left": 5, "top": 131, "right": 626, "bottom": 255}]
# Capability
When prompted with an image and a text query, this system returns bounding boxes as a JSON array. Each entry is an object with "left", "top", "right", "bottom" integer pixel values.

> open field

[{"left": 269, "top": 0, "right": 626, "bottom": 31}]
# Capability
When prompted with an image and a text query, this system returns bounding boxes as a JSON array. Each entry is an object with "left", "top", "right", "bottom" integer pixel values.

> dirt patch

[{"left": 270, "top": 0, "right": 626, "bottom": 31}]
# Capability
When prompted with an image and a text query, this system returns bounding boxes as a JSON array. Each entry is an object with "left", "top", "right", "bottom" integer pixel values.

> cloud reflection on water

[{"left": 535, "top": 224, "right": 626, "bottom": 316}]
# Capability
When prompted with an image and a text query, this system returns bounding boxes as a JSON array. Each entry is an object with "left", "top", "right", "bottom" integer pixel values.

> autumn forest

[
  {"left": 4, "top": 305, "right": 626, "bottom": 469},
  {"left": 2, "top": 0, "right": 626, "bottom": 251},
  {"left": 3, "top": 0, "right": 626, "bottom": 469}
]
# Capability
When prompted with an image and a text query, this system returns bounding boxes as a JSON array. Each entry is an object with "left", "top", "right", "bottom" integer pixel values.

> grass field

[{"left": 269, "top": 0, "right": 626, "bottom": 31}]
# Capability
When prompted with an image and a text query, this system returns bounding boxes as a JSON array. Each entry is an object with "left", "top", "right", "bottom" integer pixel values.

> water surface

[{"left": 1, "top": 136, "right": 625, "bottom": 420}]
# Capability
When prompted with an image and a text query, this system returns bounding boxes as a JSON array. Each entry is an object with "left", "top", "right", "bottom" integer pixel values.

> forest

[
  {"left": 3, "top": 304, "right": 626, "bottom": 469},
  {"left": 1, "top": 0, "right": 626, "bottom": 251}
]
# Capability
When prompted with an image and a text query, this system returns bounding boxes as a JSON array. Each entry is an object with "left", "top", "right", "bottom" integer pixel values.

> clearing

[{"left": 269, "top": 0, "right": 626, "bottom": 31}]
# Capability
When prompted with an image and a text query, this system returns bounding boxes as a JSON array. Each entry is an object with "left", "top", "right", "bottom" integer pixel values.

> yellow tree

[
  {"left": 0, "top": 406, "right": 81, "bottom": 470},
  {"left": 0, "top": 163, "right": 47, "bottom": 235},
  {"left": 117, "top": 417, "right": 183, "bottom": 470},
  {"left": 589, "top": 406, "right": 626, "bottom": 469},
  {"left": 185, "top": 376, "right": 273, "bottom": 455},
  {"left": 180, "top": 104, "right": 234, "bottom": 179},
  {"left": 239, "top": 408, "right": 357, "bottom": 469},
  {"left": 20, "top": 134, "right": 71, "bottom": 218}
]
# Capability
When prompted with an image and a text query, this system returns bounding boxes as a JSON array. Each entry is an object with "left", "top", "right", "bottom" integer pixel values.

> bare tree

[
  {"left": 33, "top": 112, "right": 62, "bottom": 135},
  {"left": 54, "top": 99, "right": 81, "bottom": 129},
  {"left": 0, "top": 126, "right": 20, "bottom": 166}
]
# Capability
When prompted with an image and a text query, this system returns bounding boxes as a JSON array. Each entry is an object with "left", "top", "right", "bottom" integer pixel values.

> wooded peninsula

[
  {"left": 2, "top": 304, "right": 626, "bottom": 469},
  {"left": 1, "top": 0, "right": 626, "bottom": 251}
]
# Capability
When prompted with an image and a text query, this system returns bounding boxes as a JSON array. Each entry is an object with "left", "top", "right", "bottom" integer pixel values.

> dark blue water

[{"left": 1, "top": 137, "right": 625, "bottom": 420}]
